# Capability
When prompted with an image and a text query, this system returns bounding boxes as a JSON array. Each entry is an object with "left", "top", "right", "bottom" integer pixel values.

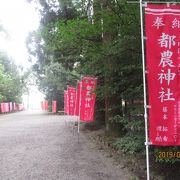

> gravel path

[{"left": 0, "top": 111, "right": 133, "bottom": 180}]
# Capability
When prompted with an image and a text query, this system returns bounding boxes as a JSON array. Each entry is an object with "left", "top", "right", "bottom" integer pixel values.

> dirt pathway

[{"left": 0, "top": 111, "right": 134, "bottom": 180}]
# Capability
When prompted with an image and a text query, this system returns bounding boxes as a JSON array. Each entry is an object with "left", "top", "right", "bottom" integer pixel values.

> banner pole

[
  {"left": 78, "top": 78, "right": 82, "bottom": 142},
  {"left": 67, "top": 86, "right": 71, "bottom": 127},
  {"left": 140, "top": 1, "right": 150, "bottom": 180}
]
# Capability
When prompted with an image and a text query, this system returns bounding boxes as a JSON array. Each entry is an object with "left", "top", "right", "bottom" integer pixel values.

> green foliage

[
  {"left": 110, "top": 115, "right": 144, "bottom": 132},
  {"left": 114, "top": 133, "right": 145, "bottom": 154},
  {"left": 110, "top": 105, "right": 145, "bottom": 154},
  {"left": 35, "top": 62, "right": 79, "bottom": 109},
  {"left": 26, "top": 0, "right": 143, "bottom": 124},
  {"left": 0, "top": 51, "right": 23, "bottom": 102}
]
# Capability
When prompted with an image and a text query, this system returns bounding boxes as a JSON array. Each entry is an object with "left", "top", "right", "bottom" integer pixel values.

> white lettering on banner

[
  {"left": 155, "top": 136, "right": 162, "bottom": 142},
  {"left": 85, "top": 103, "right": 90, "bottom": 108},
  {"left": 162, "top": 106, "right": 168, "bottom": 113},
  {"left": 157, "top": 126, "right": 168, "bottom": 132},
  {"left": 158, "top": 33, "right": 176, "bottom": 49},
  {"left": 159, "top": 50, "right": 175, "bottom": 67},
  {"left": 163, "top": 114, "right": 168, "bottom": 120},
  {"left": 158, "top": 69, "right": 176, "bottom": 85},
  {"left": 86, "top": 85, "right": 92, "bottom": 91},
  {"left": 178, "top": 42, "right": 180, "bottom": 55},
  {"left": 152, "top": 17, "right": 165, "bottom": 29},
  {"left": 163, "top": 136, "right": 168, "bottom": 142},
  {"left": 86, "top": 97, "right": 92, "bottom": 102},
  {"left": 145, "top": 5, "right": 180, "bottom": 145},
  {"left": 172, "top": 18, "right": 180, "bottom": 28},
  {"left": 163, "top": 126, "right": 168, "bottom": 132},
  {"left": 86, "top": 91, "right": 91, "bottom": 96},
  {"left": 157, "top": 126, "right": 162, "bottom": 131},
  {"left": 159, "top": 88, "right": 175, "bottom": 102}
]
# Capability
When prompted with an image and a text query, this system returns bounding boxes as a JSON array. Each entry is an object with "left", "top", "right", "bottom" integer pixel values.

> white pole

[
  {"left": 77, "top": 78, "right": 82, "bottom": 143},
  {"left": 64, "top": 90, "right": 68, "bottom": 127},
  {"left": 67, "top": 86, "right": 71, "bottom": 127},
  {"left": 74, "top": 81, "right": 79, "bottom": 134},
  {"left": 78, "top": 81, "right": 82, "bottom": 134},
  {"left": 139, "top": 1, "right": 150, "bottom": 180}
]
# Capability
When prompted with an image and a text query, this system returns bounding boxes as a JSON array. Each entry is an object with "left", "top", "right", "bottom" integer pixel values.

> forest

[{"left": 25, "top": 0, "right": 180, "bottom": 171}]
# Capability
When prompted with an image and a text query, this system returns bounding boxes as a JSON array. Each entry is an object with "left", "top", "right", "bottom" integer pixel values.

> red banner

[
  {"left": 145, "top": 5, "right": 180, "bottom": 145},
  {"left": 80, "top": 77, "right": 97, "bottom": 122},
  {"left": 41, "top": 101, "right": 45, "bottom": 110},
  {"left": 41, "top": 101, "right": 44, "bottom": 110},
  {"left": 0, "top": 103, "right": 5, "bottom": 113},
  {"left": 5, "top": 103, "right": 9, "bottom": 113},
  {"left": 9, "top": 102, "right": 13, "bottom": 112},
  {"left": 18, "top": 104, "right": 24, "bottom": 111},
  {"left": 41, "top": 101, "right": 48, "bottom": 111},
  {"left": 68, "top": 86, "right": 76, "bottom": 115},
  {"left": 64, "top": 91, "right": 66, "bottom": 114},
  {"left": 64, "top": 90, "right": 69, "bottom": 114},
  {"left": 52, "top": 101, "right": 57, "bottom": 113},
  {"left": 74, "top": 81, "right": 81, "bottom": 116},
  {"left": 45, "top": 101, "right": 48, "bottom": 111}
]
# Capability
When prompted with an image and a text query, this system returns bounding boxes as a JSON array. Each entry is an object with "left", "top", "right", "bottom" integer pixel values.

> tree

[
  {"left": 27, "top": 0, "right": 143, "bottom": 130},
  {"left": 0, "top": 51, "right": 24, "bottom": 103}
]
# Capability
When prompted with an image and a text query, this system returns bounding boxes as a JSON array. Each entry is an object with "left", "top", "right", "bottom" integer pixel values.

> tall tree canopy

[
  {"left": 0, "top": 51, "right": 24, "bottom": 102},
  {"left": 27, "top": 0, "right": 142, "bottom": 125}
]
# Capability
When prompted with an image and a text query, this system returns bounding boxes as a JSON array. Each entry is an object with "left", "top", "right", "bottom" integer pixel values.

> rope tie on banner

[
  {"left": 144, "top": 142, "right": 152, "bottom": 146},
  {"left": 145, "top": 70, "right": 149, "bottom": 74}
]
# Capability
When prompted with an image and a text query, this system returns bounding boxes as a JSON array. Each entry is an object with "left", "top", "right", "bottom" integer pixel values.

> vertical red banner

[
  {"left": 13, "top": 103, "right": 16, "bottom": 111},
  {"left": 5, "top": 103, "right": 9, "bottom": 113},
  {"left": 18, "top": 104, "right": 24, "bottom": 111},
  {"left": 64, "top": 90, "right": 69, "bottom": 114},
  {"left": 52, "top": 101, "right": 57, "bottom": 113},
  {"left": 41, "top": 101, "right": 44, "bottom": 110},
  {"left": 74, "top": 81, "right": 81, "bottom": 116},
  {"left": 145, "top": 5, "right": 180, "bottom": 145},
  {"left": 41, "top": 101, "right": 48, "bottom": 110},
  {"left": 80, "top": 77, "right": 97, "bottom": 122},
  {"left": 0, "top": 103, "right": 5, "bottom": 113},
  {"left": 42, "top": 101, "right": 48, "bottom": 111},
  {"left": 9, "top": 102, "right": 13, "bottom": 112},
  {"left": 68, "top": 86, "right": 76, "bottom": 115},
  {"left": 64, "top": 91, "right": 67, "bottom": 114}
]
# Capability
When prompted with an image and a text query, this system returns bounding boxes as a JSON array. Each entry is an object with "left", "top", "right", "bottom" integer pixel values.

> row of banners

[
  {"left": 64, "top": 76, "right": 97, "bottom": 122},
  {"left": 41, "top": 100, "right": 57, "bottom": 113},
  {"left": 145, "top": 5, "right": 180, "bottom": 146},
  {"left": 0, "top": 102, "right": 24, "bottom": 113},
  {"left": 41, "top": 101, "right": 49, "bottom": 111}
]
